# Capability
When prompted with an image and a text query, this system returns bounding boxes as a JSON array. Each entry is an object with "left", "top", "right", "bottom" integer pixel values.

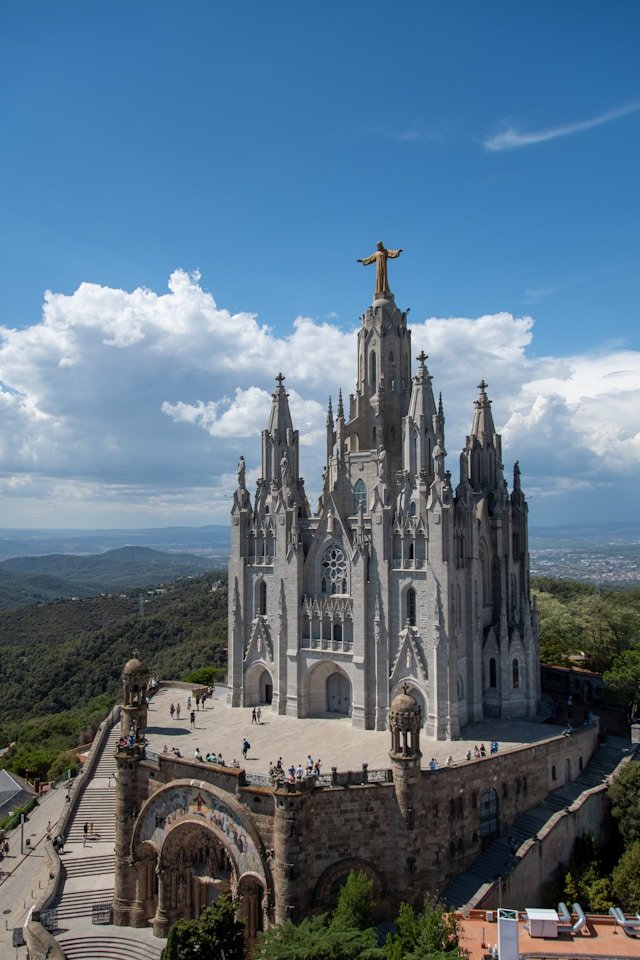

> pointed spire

[
  {"left": 438, "top": 392, "right": 444, "bottom": 421},
  {"left": 326, "top": 396, "right": 334, "bottom": 425},
  {"left": 470, "top": 379, "right": 496, "bottom": 439},
  {"left": 267, "top": 372, "right": 294, "bottom": 436},
  {"left": 337, "top": 388, "right": 344, "bottom": 420}
]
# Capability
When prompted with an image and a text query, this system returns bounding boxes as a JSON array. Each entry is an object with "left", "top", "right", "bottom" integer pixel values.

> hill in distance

[
  {"left": 0, "top": 523, "right": 231, "bottom": 560},
  {"left": 0, "top": 545, "right": 222, "bottom": 609}
]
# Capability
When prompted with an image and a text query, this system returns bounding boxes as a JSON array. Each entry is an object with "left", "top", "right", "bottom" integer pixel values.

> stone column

[
  {"left": 152, "top": 868, "right": 171, "bottom": 938},
  {"left": 272, "top": 784, "right": 307, "bottom": 924},
  {"left": 113, "top": 747, "right": 142, "bottom": 926}
]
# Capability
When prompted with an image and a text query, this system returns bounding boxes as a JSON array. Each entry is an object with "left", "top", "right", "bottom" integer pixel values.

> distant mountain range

[
  {"left": 0, "top": 524, "right": 231, "bottom": 560},
  {"left": 529, "top": 521, "right": 640, "bottom": 543},
  {"left": 0, "top": 545, "right": 222, "bottom": 609}
]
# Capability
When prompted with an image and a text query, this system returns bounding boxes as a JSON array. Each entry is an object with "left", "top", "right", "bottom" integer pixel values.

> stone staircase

[
  {"left": 442, "top": 736, "right": 631, "bottom": 908},
  {"left": 64, "top": 853, "right": 116, "bottom": 878},
  {"left": 65, "top": 729, "right": 119, "bottom": 844},
  {"left": 57, "top": 936, "right": 162, "bottom": 960}
]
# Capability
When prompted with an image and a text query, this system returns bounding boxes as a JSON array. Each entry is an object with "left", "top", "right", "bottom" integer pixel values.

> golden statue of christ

[{"left": 357, "top": 241, "right": 403, "bottom": 297}]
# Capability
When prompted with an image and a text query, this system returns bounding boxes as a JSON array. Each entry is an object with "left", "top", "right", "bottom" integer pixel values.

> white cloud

[
  {"left": 1, "top": 270, "right": 639, "bottom": 526},
  {"left": 483, "top": 101, "right": 640, "bottom": 152}
]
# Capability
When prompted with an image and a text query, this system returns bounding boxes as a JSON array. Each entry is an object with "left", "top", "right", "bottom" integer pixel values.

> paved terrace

[{"left": 146, "top": 683, "right": 569, "bottom": 774}]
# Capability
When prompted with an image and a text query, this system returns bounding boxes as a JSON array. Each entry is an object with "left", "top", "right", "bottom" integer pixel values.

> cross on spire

[
  {"left": 478, "top": 379, "right": 488, "bottom": 393},
  {"left": 417, "top": 350, "right": 428, "bottom": 365},
  {"left": 275, "top": 372, "right": 285, "bottom": 387}
]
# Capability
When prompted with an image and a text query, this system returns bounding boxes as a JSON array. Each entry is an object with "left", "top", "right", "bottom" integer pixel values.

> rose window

[{"left": 321, "top": 545, "right": 348, "bottom": 595}]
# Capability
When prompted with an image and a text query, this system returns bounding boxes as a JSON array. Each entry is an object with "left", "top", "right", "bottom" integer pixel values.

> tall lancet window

[
  {"left": 369, "top": 350, "right": 377, "bottom": 391},
  {"left": 353, "top": 479, "right": 367, "bottom": 514},
  {"left": 259, "top": 580, "right": 267, "bottom": 616},
  {"left": 389, "top": 351, "right": 396, "bottom": 393},
  {"left": 407, "top": 587, "right": 417, "bottom": 626}
]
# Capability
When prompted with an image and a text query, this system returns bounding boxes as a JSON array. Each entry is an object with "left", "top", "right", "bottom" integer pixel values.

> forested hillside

[
  {"left": 0, "top": 574, "right": 228, "bottom": 753},
  {"left": 533, "top": 577, "right": 640, "bottom": 712},
  {"left": 0, "top": 545, "right": 217, "bottom": 609}
]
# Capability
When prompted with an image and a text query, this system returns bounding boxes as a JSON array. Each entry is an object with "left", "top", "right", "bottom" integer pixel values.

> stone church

[{"left": 228, "top": 246, "right": 540, "bottom": 738}]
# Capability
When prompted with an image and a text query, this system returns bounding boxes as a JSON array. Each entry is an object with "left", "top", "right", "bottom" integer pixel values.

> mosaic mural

[{"left": 138, "top": 784, "right": 264, "bottom": 877}]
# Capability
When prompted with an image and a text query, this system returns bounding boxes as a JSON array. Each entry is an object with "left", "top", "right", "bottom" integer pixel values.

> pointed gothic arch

[{"left": 353, "top": 479, "right": 367, "bottom": 514}]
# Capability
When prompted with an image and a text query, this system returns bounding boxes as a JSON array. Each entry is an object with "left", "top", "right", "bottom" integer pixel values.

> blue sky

[{"left": 1, "top": 2, "right": 639, "bottom": 528}]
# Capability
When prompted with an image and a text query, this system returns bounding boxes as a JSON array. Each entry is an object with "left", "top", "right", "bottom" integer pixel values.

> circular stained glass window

[{"left": 321, "top": 545, "right": 347, "bottom": 594}]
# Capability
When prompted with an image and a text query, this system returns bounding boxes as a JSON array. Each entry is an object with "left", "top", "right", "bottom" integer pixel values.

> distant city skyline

[{"left": 1, "top": 3, "right": 639, "bottom": 528}]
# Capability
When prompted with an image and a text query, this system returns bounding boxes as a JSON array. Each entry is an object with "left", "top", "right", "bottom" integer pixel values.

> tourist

[
  {"left": 218, "top": 754, "right": 225, "bottom": 766},
  {"left": 257, "top": 706, "right": 262, "bottom": 723},
  {"left": 190, "top": 710, "right": 196, "bottom": 729},
  {"left": 252, "top": 707, "right": 257, "bottom": 724},
  {"left": 296, "top": 763, "right": 304, "bottom": 781},
  {"left": 313, "top": 759, "right": 321, "bottom": 776},
  {"left": 465, "top": 749, "right": 472, "bottom": 761},
  {"left": 46, "top": 820, "right": 52, "bottom": 838},
  {"left": 170, "top": 703, "right": 175, "bottom": 719},
  {"left": 480, "top": 743, "right": 486, "bottom": 757},
  {"left": 187, "top": 696, "right": 191, "bottom": 710},
  {"left": 194, "top": 747, "right": 203, "bottom": 761},
  {"left": 83, "top": 822, "right": 88, "bottom": 846},
  {"left": 446, "top": 756, "right": 454, "bottom": 767},
  {"left": 429, "top": 757, "right": 438, "bottom": 771},
  {"left": 231, "top": 758, "right": 240, "bottom": 768},
  {"left": 306, "top": 755, "right": 313, "bottom": 773},
  {"left": 474, "top": 745, "right": 480, "bottom": 758},
  {"left": 176, "top": 703, "right": 181, "bottom": 720},
  {"left": 242, "top": 738, "right": 250, "bottom": 759},
  {"left": 196, "top": 695, "right": 200, "bottom": 711}
]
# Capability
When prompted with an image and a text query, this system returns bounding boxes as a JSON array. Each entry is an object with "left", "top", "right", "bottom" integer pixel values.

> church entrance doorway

[
  {"left": 259, "top": 670, "right": 273, "bottom": 704},
  {"left": 327, "top": 672, "right": 350, "bottom": 714}
]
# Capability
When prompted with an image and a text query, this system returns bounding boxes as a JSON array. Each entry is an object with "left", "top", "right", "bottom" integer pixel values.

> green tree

[
  {"left": 331, "top": 871, "right": 375, "bottom": 932},
  {"left": 385, "top": 897, "right": 462, "bottom": 960},
  {"left": 604, "top": 647, "right": 640, "bottom": 716},
  {"left": 160, "top": 895, "right": 245, "bottom": 960},
  {"left": 535, "top": 591, "right": 581, "bottom": 665},
  {"left": 612, "top": 841, "right": 640, "bottom": 913},
  {"left": 608, "top": 762, "right": 640, "bottom": 845},
  {"left": 258, "top": 871, "right": 383, "bottom": 960}
]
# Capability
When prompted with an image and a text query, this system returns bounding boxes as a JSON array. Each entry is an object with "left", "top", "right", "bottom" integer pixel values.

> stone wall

[{"left": 123, "top": 722, "right": 599, "bottom": 924}]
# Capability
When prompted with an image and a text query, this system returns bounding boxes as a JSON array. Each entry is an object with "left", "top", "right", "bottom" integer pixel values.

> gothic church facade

[{"left": 228, "top": 279, "right": 540, "bottom": 739}]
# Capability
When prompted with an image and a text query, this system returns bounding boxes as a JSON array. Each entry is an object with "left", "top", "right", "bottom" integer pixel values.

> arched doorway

[
  {"left": 327, "top": 672, "right": 350, "bottom": 714},
  {"left": 259, "top": 669, "right": 273, "bottom": 704}
]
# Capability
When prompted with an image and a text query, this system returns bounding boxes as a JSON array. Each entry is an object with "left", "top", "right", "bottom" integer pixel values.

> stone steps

[
  {"left": 54, "top": 887, "right": 114, "bottom": 920},
  {"left": 64, "top": 854, "right": 116, "bottom": 877},
  {"left": 58, "top": 936, "right": 162, "bottom": 960}
]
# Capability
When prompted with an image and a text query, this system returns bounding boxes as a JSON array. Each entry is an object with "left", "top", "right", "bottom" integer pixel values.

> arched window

[
  {"left": 410, "top": 501, "right": 417, "bottom": 517},
  {"left": 259, "top": 580, "right": 267, "bottom": 616},
  {"left": 389, "top": 351, "right": 396, "bottom": 393},
  {"left": 489, "top": 658, "right": 497, "bottom": 688},
  {"left": 457, "top": 674, "right": 464, "bottom": 701},
  {"left": 479, "top": 788, "right": 499, "bottom": 837},
  {"left": 369, "top": 351, "right": 377, "bottom": 390},
  {"left": 407, "top": 587, "right": 417, "bottom": 626},
  {"left": 353, "top": 479, "right": 367, "bottom": 513},
  {"left": 334, "top": 624, "right": 342, "bottom": 643},
  {"left": 321, "top": 544, "right": 348, "bottom": 596},
  {"left": 372, "top": 426, "right": 377, "bottom": 447},
  {"left": 408, "top": 542, "right": 414, "bottom": 561},
  {"left": 512, "top": 658, "right": 520, "bottom": 689}
]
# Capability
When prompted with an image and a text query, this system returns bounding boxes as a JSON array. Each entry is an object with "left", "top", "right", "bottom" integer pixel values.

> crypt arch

[{"left": 130, "top": 778, "right": 272, "bottom": 936}]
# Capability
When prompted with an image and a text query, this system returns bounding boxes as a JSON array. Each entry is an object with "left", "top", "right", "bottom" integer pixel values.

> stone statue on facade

[{"left": 357, "top": 241, "right": 403, "bottom": 297}]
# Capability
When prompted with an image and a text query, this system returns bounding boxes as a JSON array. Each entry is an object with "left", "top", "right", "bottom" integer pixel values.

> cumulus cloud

[{"left": 1, "top": 270, "right": 639, "bottom": 526}]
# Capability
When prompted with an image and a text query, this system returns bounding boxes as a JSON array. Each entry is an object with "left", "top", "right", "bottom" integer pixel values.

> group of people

[
  {"left": 268, "top": 755, "right": 322, "bottom": 783},
  {"left": 169, "top": 688, "right": 215, "bottom": 722},
  {"left": 463, "top": 740, "right": 500, "bottom": 761},
  {"left": 251, "top": 706, "right": 263, "bottom": 724},
  {"left": 190, "top": 746, "right": 241, "bottom": 768}
]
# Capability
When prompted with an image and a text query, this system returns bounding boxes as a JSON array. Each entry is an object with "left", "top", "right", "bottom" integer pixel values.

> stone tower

[
  {"left": 121, "top": 654, "right": 149, "bottom": 739},
  {"left": 227, "top": 261, "right": 540, "bottom": 739}
]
